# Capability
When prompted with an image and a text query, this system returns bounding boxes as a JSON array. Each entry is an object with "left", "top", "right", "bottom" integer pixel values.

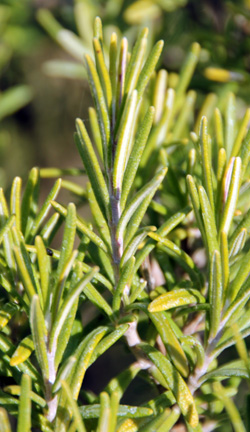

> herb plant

[{"left": 1, "top": 17, "right": 250, "bottom": 432}]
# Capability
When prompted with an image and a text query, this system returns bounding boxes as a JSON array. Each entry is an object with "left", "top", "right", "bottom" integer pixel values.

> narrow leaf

[
  {"left": 10, "top": 335, "right": 34, "bottom": 367},
  {"left": 30, "top": 295, "right": 49, "bottom": 380},
  {"left": 208, "top": 250, "right": 222, "bottom": 341},
  {"left": 75, "top": 119, "right": 110, "bottom": 219},
  {"left": 149, "top": 289, "right": 205, "bottom": 313},
  {"left": 17, "top": 374, "right": 31, "bottom": 432}
]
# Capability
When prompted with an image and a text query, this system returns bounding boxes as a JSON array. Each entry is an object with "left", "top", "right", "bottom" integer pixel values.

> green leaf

[
  {"left": 79, "top": 404, "right": 153, "bottom": 419},
  {"left": 149, "top": 311, "right": 189, "bottom": 377},
  {"left": 75, "top": 119, "right": 110, "bottom": 219},
  {"left": 113, "top": 257, "right": 135, "bottom": 311},
  {"left": 229, "top": 227, "right": 247, "bottom": 258},
  {"left": 121, "top": 226, "right": 156, "bottom": 267},
  {"left": 89, "top": 107, "right": 103, "bottom": 161},
  {"left": 50, "top": 267, "right": 99, "bottom": 352},
  {"left": 10, "top": 335, "right": 34, "bottom": 367},
  {"left": 97, "top": 392, "right": 111, "bottom": 432},
  {"left": 26, "top": 178, "right": 62, "bottom": 242},
  {"left": 113, "top": 90, "right": 138, "bottom": 192},
  {"left": 0, "top": 407, "right": 12, "bottom": 432},
  {"left": 141, "top": 344, "right": 199, "bottom": 427},
  {"left": 240, "top": 127, "right": 250, "bottom": 179},
  {"left": 86, "top": 182, "right": 112, "bottom": 252},
  {"left": 30, "top": 295, "right": 49, "bottom": 380},
  {"left": 219, "top": 157, "right": 241, "bottom": 235},
  {"left": 83, "top": 282, "right": 113, "bottom": 316},
  {"left": 136, "top": 40, "right": 164, "bottom": 100},
  {"left": 93, "top": 38, "right": 112, "bottom": 111},
  {"left": 70, "top": 326, "right": 108, "bottom": 399},
  {"left": 198, "top": 185, "right": 218, "bottom": 258},
  {"left": 84, "top": 55, "right": 110, "bottom": 170},
  {"left": 0, "top": 302, "right": 19, "bottom": 331},
  {"left": 174, "top": 42, "right": 200, "bottom": 115},
  {"left": 21, "top": 167, "right": 40, "bottom": 235},
  {"left": 228, "top": 244, "right": 250, "bottom": 302},
  {"left": 200, "top": 116, "right": 214, "bottom": 213},
  {"left": 17, "top": 374, "right": 31, "bottom": 432},
  {"left": 208, "top": 250, "right": 222, "bottom": 341},
  {"left": 0, "top": 214, "right": 15, "bottom": 246},
  {"left": 125, "top": 28, "right": 148, "bottom": 96},
  {"left": 121, "top": 106, "right": 155, "bottom": 210},
  {"left": 231, "top": 107, "right": 250, "bottom": 157},
  {"left": 52, "top": 203, "right": 77, "bottom": 314},
  {"left": 225, "top": 93, "right": 236, "bottom": 157},
  {"left": 35, "top": 236, "right": 50, "bottom": 307},
  {"left": 117, "top": 168, "right": 167, "bottom": 245},
  {"left": 4, "top": 385, "right": 46, "bottom": 408},
  {"left": 61, "top": 380, "right": 86, "bottom": 432},
  {"left": 148, "top": 289, "right": 205, "bottom": 313},
  {"left": 10, "top": 177, "right": 22, "bottom": 231}
]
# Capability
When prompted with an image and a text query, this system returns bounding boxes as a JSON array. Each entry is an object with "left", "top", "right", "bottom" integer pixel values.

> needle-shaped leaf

[
  {"left": 214, "top": 107, "right": 224, "bottom": 150},
  {"left": 21, "top": 167, "right": 39, "bottom": 235},
  {"left": 149, "top": 288, "right": 205, "bottom": 313},
  {"left": 174, "top": 42, "right": 200, "bottom": 114},
  {"left": 229, "top": 228, "right": 246, "bottom": 258},
  {"left": 30, "top": 295, "right": 49, "bottom": 380},
  {"left": 13, "top": 246, "right": 37, "bottom": 304},
  {"left": 208, "top": 250, "right": 222, "bottom": 341},
  {"left": 121, "top": 226, "right": 156, "bottom": 267},
  {"left": 52, "top": 203, "right": 76, "bottom": 314},
  {"left": 200, "top": 116, "right": 214, "bottom": 212},
  {"left": 10, "top": 177, "right": 22, "bottom": 231},
  {"left": 84, "top": 55, "right": 110, "bottom": 169},
  {"left": 89, "top": 107, "right": 103, "bottom": 161},
  {"left": 0, "top": 408, "right": 12, "bottom": 432},
  {"left": 117, "top": 168, "right": 167, "bottom": 244},
  {"left": 86, "top": 182, "right": 112, "bottom": 252},
  {"left": 27, "top": 178, "right": 62, "bottom": 243},
  {"left": 228, "top": 246, "right": 250, "bottom": 302},
  {"left": 17, "top": 374, "right": 31, "bottom": 432},
  {"left": 75, "top": 119, "right": 110, "bottom": 219},
  {"left": 79, "top": 404, "right": 153, "bottom": 419},
  {"left": 231, "top": 108, "right": 250, "bottom": 157},
  {"left": 141, "top": 344, "right": 198, "bottom": 427},
  {"left": 52, "top": 356, "right": 77, "bottom": 393},
  {"left": 35, "top": 236, "right": 50, "bottom": 306},
  {"left": 4, "top": 385, "right": 46, "bottom": 408},
  {"left": 83, "top": 282, "right": 113, "bottom": 316},
  {"left": 125, "top": 28, "right": 148, "bottom": 96},
  {"left": 225, "top": 93, "right": 236, "bottom": 157},
  {"left": 113, "top": 257, "right": 135, "bottom": 311},
  {"left": 136, "top": 40, "right": 164, "bottom": 100},
  {"left": 220, "top": 231, "right": 229, "bottom": 306},
  {"left": 51, "top": 200, "right": 108, "bottom": 253},
  {"left": 61, "top": 380, "right": 86, "bottom": 432},
  {"left": 240, "top": 127, "right": 250, "bottom": 179},
  {"left": 96, "top": 392, "right": 111, "bottom": 432},
  {"left": 50, "top": 267, "right": 98, "bottom": 352},
  {"left": 116, "top": 38, "right": 128, "bottom": 112},
  {"left": 70, "top": 326, "right": 108, "bottom": 399},
  {"left": 0, "top": 302, "right": 19, "bottom": 331},
  {"left": 149, "top": 311, "right": 189, "bottom": 377},
  {"left": 121, "top": 106, "right": 155, "bottom": 210},
  {"left": 220, "top": 157, "right": 241, "bottom": 235},
  {"left": 93, "top": 38, "right": 112, "bottom": 111},
  {"left": 10, "top": 335, "right": 34, "bottom": 366},
  {"left": 113, "top": 90, "right": 138, "bottom": 192},
  {"left": 198, "top": 185, "right": 218, "bottom": 258},
  {"left": 0, "top": 214, "right": 15, "bottom": 246}
]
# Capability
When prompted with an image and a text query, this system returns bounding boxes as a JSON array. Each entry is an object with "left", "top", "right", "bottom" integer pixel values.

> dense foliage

[{"left": 1, "top": 11, "right": 250, "bottom": 432}]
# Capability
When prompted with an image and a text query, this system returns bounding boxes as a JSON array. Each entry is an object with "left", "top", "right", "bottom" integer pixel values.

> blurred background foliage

[{"left": 2, "top": 0, "right": 250, "bottom": 190}]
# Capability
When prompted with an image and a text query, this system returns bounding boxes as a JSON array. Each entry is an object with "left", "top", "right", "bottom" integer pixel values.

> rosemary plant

[{"left": 1, "top": 17, "right": 250, "bottom": 432}]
